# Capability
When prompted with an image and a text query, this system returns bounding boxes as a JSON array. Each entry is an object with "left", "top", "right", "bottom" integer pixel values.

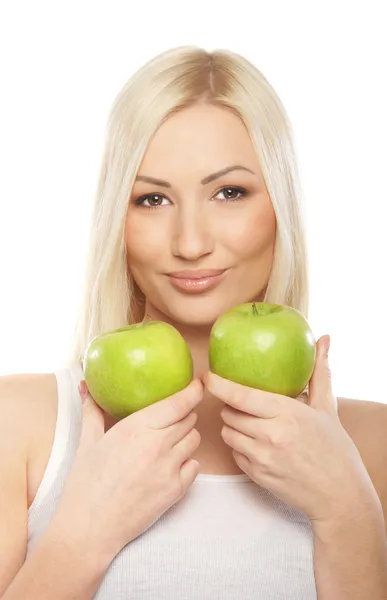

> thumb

[
  {"left": 308, "top": 335, "right": 338, "bottom": 415},
  {"left": 76, "top": 380, "right": 106, "bottom": 459}
]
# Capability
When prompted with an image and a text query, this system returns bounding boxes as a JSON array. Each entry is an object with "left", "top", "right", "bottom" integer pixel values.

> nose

[{"left": 171, "top": 205, "right": 214, "bottom": 261}]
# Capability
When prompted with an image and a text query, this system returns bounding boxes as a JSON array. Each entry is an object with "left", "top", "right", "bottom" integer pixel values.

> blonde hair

[{"left": 66, "top": 45, "right": 310, "bottom": 368}]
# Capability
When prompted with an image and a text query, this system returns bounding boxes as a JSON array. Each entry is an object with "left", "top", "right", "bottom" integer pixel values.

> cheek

[
  {"left": 221, "top": 201, "right": 276, "bottom": 257},
  {"left": 125, "top": 213, "right": 167, "bottom": 268}
]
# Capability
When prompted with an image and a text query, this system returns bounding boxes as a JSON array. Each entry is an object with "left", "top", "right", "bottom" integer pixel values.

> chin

[{"left": 159, "top": 293, "right": 245, "bottom": 328}]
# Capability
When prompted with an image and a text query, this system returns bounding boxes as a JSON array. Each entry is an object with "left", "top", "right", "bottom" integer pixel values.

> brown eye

[
  {"left": 214, "top": 186, "right": 248, "bottom": 202},
  {"left": 148, "top": 194, "right": 164, "bottom": 206},
  {"left": 134, "top": 193, "right": 171, "bottom": 207}
]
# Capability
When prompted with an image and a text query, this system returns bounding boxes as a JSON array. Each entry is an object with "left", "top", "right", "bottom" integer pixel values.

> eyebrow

[{"left": 135, "top": 165, "right": 256, "bottom": 188}]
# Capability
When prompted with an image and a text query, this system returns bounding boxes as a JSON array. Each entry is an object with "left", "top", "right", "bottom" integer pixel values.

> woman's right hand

[{"left": 48, "top": 378, "right": 204, "bottom": 564}]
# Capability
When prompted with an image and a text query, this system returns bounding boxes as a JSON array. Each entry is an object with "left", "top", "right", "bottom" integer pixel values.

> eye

[
  {"left": 214, "top": 186, "right": 248, "bottom": 202},
  {"left": 133, "top": 193, "right": 171, "bottom": 208},
  {"left": 133, "top": 186, "right": 248, "bottom": 209}
]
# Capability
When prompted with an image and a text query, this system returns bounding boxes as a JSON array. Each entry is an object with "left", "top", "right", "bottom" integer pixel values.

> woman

[{"left": 1, "top": 46, "right": 386, "bottom": 600}]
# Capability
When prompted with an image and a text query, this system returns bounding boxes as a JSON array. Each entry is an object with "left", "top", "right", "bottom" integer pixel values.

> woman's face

[{"left": 125, "top": 103, "right": 277, "bottom": 328}]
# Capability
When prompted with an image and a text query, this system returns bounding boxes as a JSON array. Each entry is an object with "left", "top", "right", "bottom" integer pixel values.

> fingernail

[{"left": 324, "top": 335, "right": 330, "bottom": 355}]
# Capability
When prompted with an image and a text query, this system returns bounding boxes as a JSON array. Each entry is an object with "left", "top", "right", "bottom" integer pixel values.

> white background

[{"left": 0, "top": 2, "right": 386, "bottom": 403}]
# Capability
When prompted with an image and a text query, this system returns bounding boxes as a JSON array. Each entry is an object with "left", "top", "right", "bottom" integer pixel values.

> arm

[
  {"left": 1, "top": 528, "right": 109, "bottom": 600},
  {"left": 0, "top": 374, "right": 30, "bottom": 593},
  {"left": 312, "top": 491, "right": 387, "bottom": 599},
  {"left": 0, "top": 374, "right": 111, "bottom": 600}
]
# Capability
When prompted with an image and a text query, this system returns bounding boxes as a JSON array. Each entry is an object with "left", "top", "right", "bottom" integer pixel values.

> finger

[
  {"left": 172, "top": 426, "right": 201, "bottom": 464},
  {"left": 220, "top": 406, "right": 257, "bottom": 438},
  {"left": 177, "top": 459, "right": 201, "bottom": 497},
  {"left": 205, "top": 371, "right": 282, "bottom": 419},
  {"left": 76, "top": 380, "right": 105, "bottom": 459},
  {"left": 308, "top": 335, "right": 338, "bottom": 415},
  {"left": 221, "top": 423, "right": 256, "bottom": 457},
  {"left": 232, "top": 450, "right": 251, "bottom": 474},
  {"left": 166, "top": 410, "right": 198, "bottom": 446},
  {"left": 137, "top": 378, "right": 204, "bottom": 429},
  {"left": 221, "top": 404, "right": 299, "bottom": 447}
]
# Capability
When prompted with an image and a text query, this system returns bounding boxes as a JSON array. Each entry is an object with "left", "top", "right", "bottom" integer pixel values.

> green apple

[
  {"left": 209, "top": 302, "right": 316, "bottom": 398},
  {"left": 83, "top": 321, "right": 193, "bottom": 419}
]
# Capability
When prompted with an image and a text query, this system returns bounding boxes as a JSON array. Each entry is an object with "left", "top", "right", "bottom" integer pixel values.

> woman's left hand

[{"left": 205, "top": 335, "right": 377, "bottom": 526}]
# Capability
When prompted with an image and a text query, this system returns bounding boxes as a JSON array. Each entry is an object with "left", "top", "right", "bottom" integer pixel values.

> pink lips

[{"left": 167, "top": 269, "right": 228, "bottom": 293}]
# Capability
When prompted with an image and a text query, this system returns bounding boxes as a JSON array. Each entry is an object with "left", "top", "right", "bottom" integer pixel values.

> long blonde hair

[{"left": 66, "top": 45, "right": 310, "bottom": 368}]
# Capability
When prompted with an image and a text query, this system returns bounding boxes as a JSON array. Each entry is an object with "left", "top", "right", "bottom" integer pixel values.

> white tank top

[{"left": 27, "top": 364, "right": 317, "bottom": 599}]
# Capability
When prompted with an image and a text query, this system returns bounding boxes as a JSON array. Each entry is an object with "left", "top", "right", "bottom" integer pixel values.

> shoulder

[
  {"left": 0, "top": 372, "right": 58, "bottom": 508},
  {"left": 338, "top": 396, "right": 387, "bottom": 504},
  {"left": 0, "top": 372, "right": 58, "bottom": 436}
]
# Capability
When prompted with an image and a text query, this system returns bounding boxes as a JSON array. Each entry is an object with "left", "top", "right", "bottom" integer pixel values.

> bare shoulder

[
  {"left": 338, "top": 396, "right": 387, "bottom": 502},
  {"left": 338, "top": 395, "right": 387, "bottom": 445},
  {"left": 0, "top": 371, "right": 58, "bottom": 508},
  {"left": 0, "top": 371, "right": 58, "bottom": 439}
]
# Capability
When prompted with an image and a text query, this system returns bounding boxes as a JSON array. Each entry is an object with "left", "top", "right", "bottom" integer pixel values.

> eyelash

[{"left": 133, "top": 186, "right": 249, "bottom": 209}]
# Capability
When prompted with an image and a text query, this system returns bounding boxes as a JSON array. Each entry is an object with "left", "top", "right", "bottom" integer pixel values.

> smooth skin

[{"left": 1, "top": 103, "right": 387, "bottom": 598}]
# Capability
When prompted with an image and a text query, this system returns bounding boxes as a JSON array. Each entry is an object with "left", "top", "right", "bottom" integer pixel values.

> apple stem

[{"left": 252, "top": 302, "right": 258, "bottom": 316}]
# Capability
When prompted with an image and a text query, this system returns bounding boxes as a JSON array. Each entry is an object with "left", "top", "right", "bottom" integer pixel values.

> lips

[
  {"left": 167, "top": 269, "right": 227, "bottom": 279},
  {"left": 167, "top": 269, "right": 228, "bottom": 294}
]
